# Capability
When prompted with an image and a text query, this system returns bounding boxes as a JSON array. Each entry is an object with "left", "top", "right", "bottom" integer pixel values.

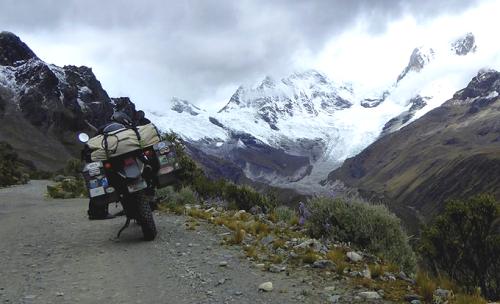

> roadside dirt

[{"left": 0, "top": 181, "right": 324, "bottom": 304}]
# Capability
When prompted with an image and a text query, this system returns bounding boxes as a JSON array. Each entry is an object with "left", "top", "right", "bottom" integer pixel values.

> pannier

[
  {"left": 82, "top": 161, "right": 120, "bottom": 206},
  {"left": 153, "top": 140, "right": 182, "bottom": 187}
]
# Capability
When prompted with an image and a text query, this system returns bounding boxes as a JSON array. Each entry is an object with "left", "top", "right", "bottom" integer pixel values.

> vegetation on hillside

[
  {"left": 419, "top": 194, "right": 500, "bottom": 300},
  {"left": 166, "top": 132, "right": 277, "bottom": 211},
  {"left": 0, "top": 141, "right": 29, "bottom": 187}
]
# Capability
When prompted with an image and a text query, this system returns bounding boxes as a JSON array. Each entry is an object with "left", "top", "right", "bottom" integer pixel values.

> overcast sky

[{"left": 2, "top": 0, "right": 499, "bottom": 111}]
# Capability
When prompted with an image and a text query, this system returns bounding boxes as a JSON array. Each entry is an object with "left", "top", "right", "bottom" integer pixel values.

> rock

[
  {"left": 219, "top": 261, "right": 228, "bottom": 267},
  {"left": 234, "top": 291, "right": 243, "bottom": 296},
  {"left": 362, "top": 268, "right": 371, "bottom": 279},
  {"left": 269, "top": 265, "right": 286, "bottom": 273},
  {"left": 258, "top": 281, "right": 273, "bottom": 292},
  {"left": 260, "top": 235, "right": 274, "bottom": 246},
  {"left": 398, "top": 271, "right": 415, "bottom": 284},
  {"left": 312, "top": 260, "right": 334, "bottom": 269},
  {"left": 358, "top": 291, "right": 381, "bottom": 299},
  {"left": 410, "top": 300, "right": 421, "bottom": 304},
  {"left": 255, "top": 263, "right": 266, "bottom": 269},
  {"left": 346, "top": 251, "right": 363, "bottom": 262},
  {"left": 349, "top": 271, "right": 361, "bottom": 277},
  {"left": 404, "top": 294, "right": 422, "bottom": 302},
  {"left": 328, "top": 295, "right": 341, "bottom": 303},
  {"left": 250, "top": 205, "right": 263, "bottom": 215},
  {"left": 434, "top": 288, "right": 453, "bottom": 300},
  {"left": 56, "top": 292, "right": 64, "bottom": 296},
  {"left": 233, "top": 210, "right": 246, "bottom": 219},
  {"left": 294, "top": 239, "right": 324, "bottom": 252}
]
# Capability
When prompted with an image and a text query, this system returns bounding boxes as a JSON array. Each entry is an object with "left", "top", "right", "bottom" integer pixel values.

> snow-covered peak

[
  {"left": 218, "top": 70, "right": 353, "bottom": 131},
  {"left": 397, "top": 47, "right": 435, "bottom": 82},
  {"left": 451, "top": 32, "right": 477, "bottom": 56},
  {"left": 170, "top": 97, "right": 202, "bottom": 116}
]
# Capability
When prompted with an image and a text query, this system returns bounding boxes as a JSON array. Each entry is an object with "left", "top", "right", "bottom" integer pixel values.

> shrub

[
  {"left": 177, "top": 186, "right": 198, "bottom": 205},
  {"left": 158, "top": 185, "right": 199, "bottom": 209},
  {"left": 46, "top": 178, "right": 87, "bottom": 199},
  {"left": 306, "top": 197, "right": 416, "bottom": 272},
  {"left": 419, "top": 194, "right": 500, "bottom": 300},
  {"left": 273, "top": 205, "right": 296, "bottom": 223},
  {"left": 224, "top": 183, "right": 274, "bottom": 211},
  {"left": 157, "top": 186, "right": 177, "bottom": 202},
  {"left": 0, "top": 142, "right": 29, "bottom": 187}
]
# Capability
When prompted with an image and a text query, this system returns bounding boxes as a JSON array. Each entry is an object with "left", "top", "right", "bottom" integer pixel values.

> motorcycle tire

[{"left": 137, "top": 192, "right": 157, "bottom": 241}]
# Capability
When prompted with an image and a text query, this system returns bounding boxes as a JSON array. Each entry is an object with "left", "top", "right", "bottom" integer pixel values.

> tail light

[
  {"left": 104, "top": 162, "right": 112, "bottom": 170},
  {"left": 144, "top": 150, "right": 154, "bottom": 157}
]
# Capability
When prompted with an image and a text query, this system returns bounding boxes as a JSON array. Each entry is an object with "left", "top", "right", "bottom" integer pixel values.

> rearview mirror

[{"left": 78, "top": 132, "right": 90, "bottom": 143}]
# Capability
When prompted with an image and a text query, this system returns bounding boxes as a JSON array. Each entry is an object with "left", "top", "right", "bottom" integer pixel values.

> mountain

[
  {"left": 150, "top": 33, "right": 482, "bottom": 192},
  {"left": 325, "top": 70, "right": 500, "bottom": 229},
  {"left": 0, "top": 31, "right": 130, "bottom": 171},
  {"left": 151, "top": 71, "right": 370, "bottom": 191},
  {"left": 397, "top": 47, "right": 435, "bottom": 82}
]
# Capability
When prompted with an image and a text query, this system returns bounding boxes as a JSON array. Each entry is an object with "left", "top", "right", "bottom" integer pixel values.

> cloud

[{"left": 0, "top": 0, "right": 484, "bottom": 110}]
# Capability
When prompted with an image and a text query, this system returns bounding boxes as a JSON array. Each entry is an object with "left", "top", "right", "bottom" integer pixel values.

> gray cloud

[{"left": 0, "top": 0, "right": 482, "bottom": 109}]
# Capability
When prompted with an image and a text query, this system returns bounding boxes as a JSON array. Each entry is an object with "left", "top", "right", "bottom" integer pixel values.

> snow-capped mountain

[
  {"left": 149, "top": 32, "right": 485, "bottom": 193},
  {"left": 219, "top": 71, "right": 353, "bottom": 130}
]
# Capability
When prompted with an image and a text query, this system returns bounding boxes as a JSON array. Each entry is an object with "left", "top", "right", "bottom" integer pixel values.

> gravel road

[{"left": 0, "top": 181, "right": 317, "bottom": 304}]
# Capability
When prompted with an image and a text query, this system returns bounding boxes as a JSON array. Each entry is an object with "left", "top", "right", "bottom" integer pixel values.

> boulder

[
  {"left": 258, "top": 282, "right": 273, "bottom": 292},
  {"left": 346, "top": 251, "right": 363, "bottom": 262}
]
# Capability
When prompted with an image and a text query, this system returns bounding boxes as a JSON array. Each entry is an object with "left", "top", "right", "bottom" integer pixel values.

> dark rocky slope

[
  {"left": 0, "top": 32, "right": 126, "bottom": 171},
  {"left": 326, "top": 70, "right": 500, "bottom": 229}
]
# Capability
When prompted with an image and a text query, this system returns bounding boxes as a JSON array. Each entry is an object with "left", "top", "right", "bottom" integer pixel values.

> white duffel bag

[{"left": 87, "top": 123, "right": 162, "bottom": 161}]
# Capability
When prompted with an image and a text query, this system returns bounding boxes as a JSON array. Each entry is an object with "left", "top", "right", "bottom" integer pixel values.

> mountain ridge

[{"left": 325, "top": 69, "right": 500, "bottom": 230}]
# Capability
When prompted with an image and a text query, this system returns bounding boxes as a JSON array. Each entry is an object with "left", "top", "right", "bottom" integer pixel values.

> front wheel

[{"left": 137, "top": 193, "right": 157, "bottom": 241}]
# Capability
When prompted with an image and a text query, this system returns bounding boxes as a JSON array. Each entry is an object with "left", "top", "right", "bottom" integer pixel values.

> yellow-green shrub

[{"left": 306, "top": 197, "right": 416, "bottom": 273}]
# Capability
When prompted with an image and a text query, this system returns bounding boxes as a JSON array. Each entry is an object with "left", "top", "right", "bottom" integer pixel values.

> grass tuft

[{"left": 416, "top": 271, "right": 437, "bottom": 303}]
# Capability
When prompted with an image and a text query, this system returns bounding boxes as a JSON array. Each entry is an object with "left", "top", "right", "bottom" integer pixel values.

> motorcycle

[{"left": 78, "top": 113, "right": 180, "bottom": 241}]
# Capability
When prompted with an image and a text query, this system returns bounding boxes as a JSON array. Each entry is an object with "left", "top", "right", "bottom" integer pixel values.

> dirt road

[{"left": 0, "top": 181, "right": 314, "bottom": 304}]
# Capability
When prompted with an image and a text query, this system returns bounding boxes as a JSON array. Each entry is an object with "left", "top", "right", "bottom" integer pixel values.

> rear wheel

[{"left": 137, "top": 192, "right": 157, "bottom": 241}]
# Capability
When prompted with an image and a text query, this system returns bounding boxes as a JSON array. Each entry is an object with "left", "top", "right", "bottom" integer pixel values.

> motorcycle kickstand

[{"left": 117, "top": 217, "right": 131, "bottom": 239}]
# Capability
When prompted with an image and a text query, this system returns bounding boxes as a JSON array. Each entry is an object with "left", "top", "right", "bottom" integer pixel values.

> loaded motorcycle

[{"left": 78, "top": 113, "right": 180, "bottom": 241}]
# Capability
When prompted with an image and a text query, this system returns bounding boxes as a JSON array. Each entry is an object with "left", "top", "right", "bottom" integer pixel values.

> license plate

[
  {"left": 90, "top": 187, "right": 105, "bottom": 197},
  {"left": 127, "top": 179, "right": 147, "bottom": 193}
]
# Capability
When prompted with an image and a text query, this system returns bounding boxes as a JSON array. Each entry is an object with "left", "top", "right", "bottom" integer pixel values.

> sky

[{"left": 1, "top": 0, "right": 499, "bottom": 112}]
